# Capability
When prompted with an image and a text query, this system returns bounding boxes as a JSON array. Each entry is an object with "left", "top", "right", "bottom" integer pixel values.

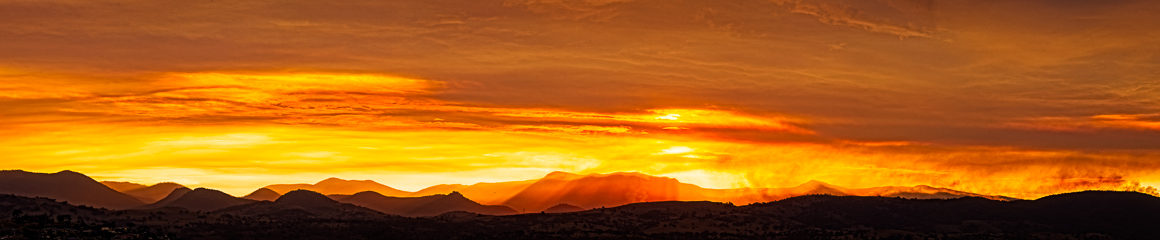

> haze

[{"left": 1, "top": 0, "right": 1158, "bottom": 198}]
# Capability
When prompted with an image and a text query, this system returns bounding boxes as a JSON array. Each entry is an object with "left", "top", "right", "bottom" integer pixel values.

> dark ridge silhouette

[
  {"left": 0, "top": 170, "right": 143, "bottom": 209},
  {"left": 275, "top": 190, "right": 341, "bottom": 207},
  {"left": 144, "top": 188, "right": 253, "bottom": 211},
  {"left": 849, "top": 184, "right": 1021, "bottom": 201},
  {"left": 100, "top": 181, "right": 147, "bottom": 192},
  {"left": 0, "top": 169, "right": 1018, "bottom": 215},
  {"left": 220, "top": 189, "right": 381, "bottom": 218},
  {"left": 122, "top": 182, "right": 187, "bottom": 203},
  {"left": 264, "top": 178, "right": 411, "bottom": 196},
  {"left": 2, "top": 190, "right": 1158, "bottom": 239},
  {"left": 542, "top": 203, "right": 585, "bottom": 213},
  {"left": 682, "top": 179, "right": 1017, "bottom": 205},
  {"left": 745, "top": 191, "right": 1160, "bottom": 238},
  {"left": 1022, "top": 190, "right": 1160, "bottom": 235},
  {"left": 243, "top": 187, "right": 281, "bottom": 201},
  {"left": 337, "top": 191, "right": 517, "bottom": 217}
]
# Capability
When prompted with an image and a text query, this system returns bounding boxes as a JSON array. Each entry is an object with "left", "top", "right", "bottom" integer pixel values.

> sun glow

[
  {"left": 659, "top": 146, "right": 695, "bottom": 155},
  {"left": 656, "top": 113, "right": 681, "bottom": 120},
  {"left": 2, "top": 69, "right": 1158, "bottom": 199}
]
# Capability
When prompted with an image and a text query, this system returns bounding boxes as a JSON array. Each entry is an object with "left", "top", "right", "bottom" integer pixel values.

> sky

[{"left": 1, "top": 0, "right": 1158, "bottom": 198}]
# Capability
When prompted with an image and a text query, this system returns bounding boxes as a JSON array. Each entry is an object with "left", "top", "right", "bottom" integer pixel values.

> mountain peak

[
  {"left": 146, "top": 187, "right": 252, "bottom": 211},
  {"left": 0, "top": 169, "right": 30, "bottom": 174},
  {"left": 317, "top": 177, "right": 378, "bottom": 185},
  {"left": 317, "top": 177, "right": 348, "bottom": 184},
  {"left": 791, "top": 180, "right": 846, "bottom": 195},
  {"left": 181, "top": 188, "right": 241, "bottom": 201},
  {"left": 543, "top": 203, "right": 585, "bottom": 213},
  {"left": 50, "top": 170, "right": 92, "bottom": 180},
  {"left": 53, "top": 170, "right": 83, "bottom": 175},
  {"left": 276, "top": 189, "right": 339, "bottom": 207},
  {"left": 444, "top": 191, "right": 468, "bottom": 200},
  {"left": 0, "top": 169, "right": 144, "bottom": 209},
  {"left": 795, "top": 180, "right": 837, "bottom": 189},
  {"left": 801, "top": 179, "right": 829, "bottom": 185},
  {"left": 190, "top": 187, "right": 222, "bottom": 194},
  {"left": 265, "top": 177, "right": 407, "bottom": 196},
  {"left": 543, "top": 171, "right": 580, "bottom": 179},
  {"left": 350, "top": 191, "right": 385, "bottom": 198},
  {"left": 244, "top": 188, "right": 281, "bottom": 201}
]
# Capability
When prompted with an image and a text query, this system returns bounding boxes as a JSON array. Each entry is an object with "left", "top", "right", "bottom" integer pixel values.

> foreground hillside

[{"left": 2, "top": 191, "right": 1157, "bottom": 239}]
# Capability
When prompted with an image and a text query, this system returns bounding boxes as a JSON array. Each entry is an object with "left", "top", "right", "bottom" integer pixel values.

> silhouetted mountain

[
  {"left": 542, "top": 203, "right": 584, "bottom": 213},
  {"left": 100, "top": 180, "right": 188, "bottom": 203},
  {"left": 337, "top": 191, "right": 516, "bottom": 217},
  {"left": 100, "top": 181, "right": 147, "bottom": 192},
  {"left": 680, "top": 179, "right": 1016, "bottom": 205},
  {"left": 788, "top": 180, "right": 848, "bottom": 195},
  {"left": 243, "top": 187, "right": 281, "bottom": 201},
  {"left": 144, "top": 187, "right": 191, "bottom": 208},
  {"left": 448, "top": 180, "right": 538, "bottom": 205},
  {"left": 413, "top": 184, "right": 468, "bottom": 196},
  {"left": 0, "top": 169, "right": 1017, "bottom": 215},
  {"left": 743, "top": 191, "right": 1160, "bottom": 239},
  {"left": 856, "top": 185, "right": 1020, "bottom": 201},
  {"left": 220, "top": 190, "right": 381, "bottom": 218},
  {"left": 1022, "top": 190, "right": 1160, "bottom": 235},
  {"left": 504, "top": 172, "right": 680, "bottom": 212},
  {"left": 121, "top": 182, "right": 187, "bottom": 203},
  {"left": 264, "top": 178, "right": 411, "bottom": 196},
  {"left": 0, "top": 170, "right": 143, "bottom": 209},
  {"left": 276, "top": 190, "right": 340, "bottom": 208},
  {"left": 144, "top": 187, "right": 253, "bottom": 211}
]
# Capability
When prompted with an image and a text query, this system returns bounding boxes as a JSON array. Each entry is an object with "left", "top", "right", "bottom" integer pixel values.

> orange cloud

[{"left": 1004, "top": 114, "right": 1160, "bottom": 132}]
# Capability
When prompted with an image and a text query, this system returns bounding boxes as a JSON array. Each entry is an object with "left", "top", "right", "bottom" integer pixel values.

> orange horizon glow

[
  {"left": 3, "top": 70, "right": 1157, "bottom": 199},
  {"left": 3, "top": 0, "right": 1160, "bottom": 200}
]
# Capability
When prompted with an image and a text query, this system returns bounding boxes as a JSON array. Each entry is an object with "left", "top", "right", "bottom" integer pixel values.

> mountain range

[
  {"left": 4, "top": 169, "right": 1017, "bottom": 215},
  {"left": 144, "top": 187, "right": 255, "bottom": 211},
  {"left": 259, "top": 171, "right": 1018, "bottom": 212},
  {"left": 2, "top": 190, "right": 1157, "bottom": 239},
  {"left": 333, "top": 191, "right": 517, "bottom": 217}
]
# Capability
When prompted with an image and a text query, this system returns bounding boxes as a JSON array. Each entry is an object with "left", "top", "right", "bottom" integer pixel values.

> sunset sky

[{"left": 2, "top": 0, "right": 1158, "bottom": 198}]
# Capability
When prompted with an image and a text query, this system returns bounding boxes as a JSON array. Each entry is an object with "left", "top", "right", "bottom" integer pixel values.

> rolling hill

[
  {"left": 0, "top": 170, "right": 143, "bottom": 209},
  {"left": 144, "top": 188, "right": 254, "bottom": 211},
  {"left": 243, "top": 187, "right": 282, "bottom": 201},
  {"left": 221, "top": 190, "right": 382, "bottom": 218},
  {"left": 264, "top": 178, "right": 411, "bottom": 196},
  {"left": 336, "top": 191, "right": 516, "bottom": 217}
]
